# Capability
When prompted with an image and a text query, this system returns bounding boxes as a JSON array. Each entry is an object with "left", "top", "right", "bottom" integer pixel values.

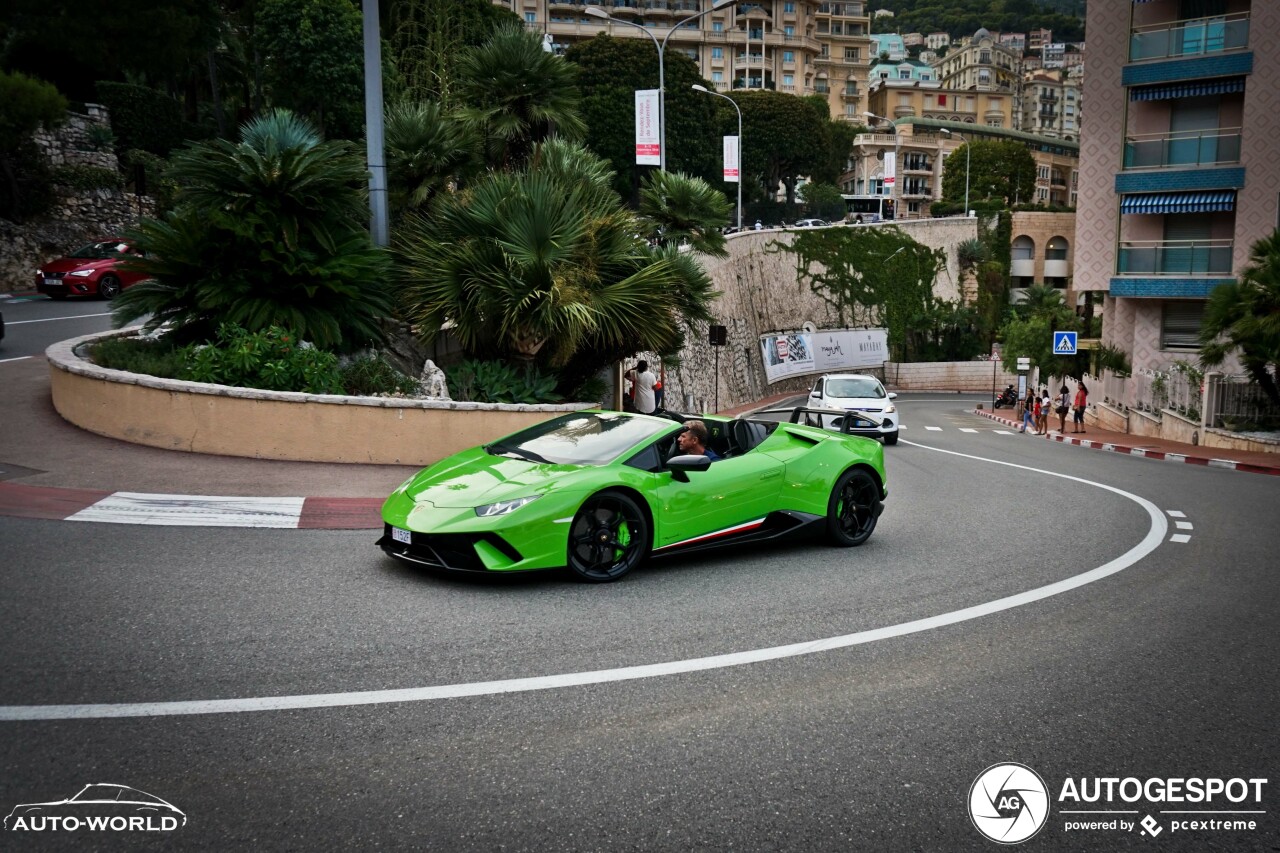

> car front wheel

[
  {"left": 826, "top": 468, "right": 880, "bottom": 547},
  {"left": 883, "top": 431, "right": 898, "bottom": 445},
  {"left": 98, "top": 274, "right": 122, "bottom": 300},
  {"left": 566, "top": 491, "right": 651, "bottom": 582}
]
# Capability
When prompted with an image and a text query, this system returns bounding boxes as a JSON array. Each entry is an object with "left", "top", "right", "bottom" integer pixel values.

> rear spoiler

[{"left": 752, "top": 406, "right": 884, "bottom": 434}]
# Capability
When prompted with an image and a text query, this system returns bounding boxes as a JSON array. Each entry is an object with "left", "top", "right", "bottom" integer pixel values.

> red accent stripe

[
  {"left": 0, "top": 482, "right": 110, "bottom": 520},
  {"left": 658, "top": 519, "right": 766, "bottom": 551},
  {"left": 297, "top": 497, "right": 383, "bottom": 529}
]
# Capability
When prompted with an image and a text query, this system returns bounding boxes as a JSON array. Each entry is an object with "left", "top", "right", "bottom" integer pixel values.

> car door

[
  {"left": 646, "top": 447, "right": 786, "bottom": 549},
  {"left": 808, "top": 377, "right": 825, "bottom": 407}
]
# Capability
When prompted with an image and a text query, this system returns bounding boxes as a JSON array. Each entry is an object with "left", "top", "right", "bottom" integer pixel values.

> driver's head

[{"left": 678, "top": 420, "right": 710, "bottom": 454}]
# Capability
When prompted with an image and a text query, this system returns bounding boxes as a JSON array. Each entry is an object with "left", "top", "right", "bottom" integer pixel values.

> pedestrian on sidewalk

[
  {"left": 626, "top": 360, "right": 658, "bottom": 415},
  {"left": 1072, "top": 380, "right": 1089, "bottom": 433},
  {"left": 1054, "top": 385, "right": 1071, "bottom": 433},
  {"left": 1021, "top": 389, "right": 1037, "bottom": 433},
  {"left": 1038, "top": 387, "right": 1052, "bottom": 434}
]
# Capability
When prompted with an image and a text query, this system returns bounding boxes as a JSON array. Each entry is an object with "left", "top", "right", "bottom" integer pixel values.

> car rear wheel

[
  {"left": 826, "top": 468, "right": 880, "bottom": 547},
  {"left": 566, "top": 491, "right": 650, "bottom": 582},
  {"left": 98, "top": 274, "right": 122, "bottom": 300}
]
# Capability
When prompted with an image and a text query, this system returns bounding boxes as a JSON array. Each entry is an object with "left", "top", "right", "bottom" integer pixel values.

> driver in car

[{"left": 674, "top": 420, "right": 720, "bottom": 462}]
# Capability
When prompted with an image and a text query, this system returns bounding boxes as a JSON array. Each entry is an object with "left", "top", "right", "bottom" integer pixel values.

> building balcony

[
  {"left": 1011, "top": 256, "right": 1035, "bottom": 278},
  {"left": 1129, "top": 12, "right": 1249, "bottom": 62},
  {"left": 1116, "top": 240, "right": 1234, "bottom": 276},
  {"left": 1044, "top": 259, "right": 1070, "bottom": 279},
  {"left": 841, "top": 87, "right": 859, "bottom": 100},
  {"left": 1123, "top": 129, "right": 1242, "bottom": 170},
  {"left": 734, "top": 55, "right": 767, "bottom": 69},
  {"left": 642, "top": 0, "right": 674, "bottom": 16}
]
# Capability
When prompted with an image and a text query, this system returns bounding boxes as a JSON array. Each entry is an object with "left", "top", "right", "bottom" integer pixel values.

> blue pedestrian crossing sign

[{"left": 1053, "top": 331, "right": 1078, "bottom": 355}]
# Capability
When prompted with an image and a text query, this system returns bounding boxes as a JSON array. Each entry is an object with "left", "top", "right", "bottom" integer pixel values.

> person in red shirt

[{"left": 1072, "top": 381, "right": 1089, "bottom": 433}]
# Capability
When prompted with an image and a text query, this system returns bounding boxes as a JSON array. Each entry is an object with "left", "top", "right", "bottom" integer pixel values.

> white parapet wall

[
  {"left": 882, "top": 361, "right": 1020, "bottom": 392},
  {"left": 47, "top": 331, "right": 591, "bottom": 466}
]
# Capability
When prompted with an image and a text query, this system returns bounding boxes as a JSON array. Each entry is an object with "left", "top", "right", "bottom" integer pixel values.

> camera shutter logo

[{"left": 969, "top": 763, "right": 1050, "bottom": 844}]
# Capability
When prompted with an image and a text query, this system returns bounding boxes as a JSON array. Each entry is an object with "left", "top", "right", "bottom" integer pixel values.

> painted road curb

[{"left": 972, "top": 409, "right": 1280, "bottom": 476}]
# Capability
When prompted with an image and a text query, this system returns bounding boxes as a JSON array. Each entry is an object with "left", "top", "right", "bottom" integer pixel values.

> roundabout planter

[{"left": 47, "top": 330, "right": 592, "bottom": 466}]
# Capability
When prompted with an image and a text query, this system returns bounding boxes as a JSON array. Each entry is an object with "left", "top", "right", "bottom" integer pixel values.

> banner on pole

[
  {"left": 883, "top": 150, "right": 896, "bottom": 190},
  {"left": 635, "top": 89, "right": 660, "bottom": 166},
  {"left": 723, "top": 135, "right": 739, "bottom": 183}
]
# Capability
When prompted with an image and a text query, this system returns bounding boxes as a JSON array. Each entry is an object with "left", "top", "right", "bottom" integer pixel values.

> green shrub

[
  {"left": 50, "top": 163, "right": 122, "bottom": 191},
  {"left": 94, "top": 81, "right": 193, "bottom": 156},
  {"left": 445, "top": 359, "right": 561, "bottom": 404},
  {"left": 121, "top": 148, "right": 178, "bottom": 212},
  {"left": 89, "top": 335, "right": 185, "bottom": 378},
  {"left": 181, "top": 324, "right": 344, "bottom": 394},
  {"left": 339, "top": 356, "right": 419, "bottom": 396},
  {"left": 84, "top": 123, "right": 116, "bottom": 152}
]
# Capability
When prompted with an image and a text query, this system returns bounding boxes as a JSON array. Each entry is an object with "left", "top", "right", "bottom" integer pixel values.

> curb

[{"left": 972, "top": 409, "right": 1280, "bottom": 477}]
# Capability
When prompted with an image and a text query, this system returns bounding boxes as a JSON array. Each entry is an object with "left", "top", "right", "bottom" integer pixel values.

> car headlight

[
  {"left": 68, "top": 269, "right": 94, "bottom": 277},
  {"left": 475, "top": 495, "right": 540, "bottom": 517},
  {"left": 883, "top": 404, "right": 896, "bottom": 413}
]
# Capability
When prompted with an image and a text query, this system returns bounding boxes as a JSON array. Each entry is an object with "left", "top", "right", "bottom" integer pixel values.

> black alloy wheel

[
  {"left": 566, "top": 491, "right": 650, "bottom": 582},
  {"left": 98, "top": 274, "right": 122, "bottom": 300},
  {"left": 826, "top": 468, "right": 880, "bottom": 546}
]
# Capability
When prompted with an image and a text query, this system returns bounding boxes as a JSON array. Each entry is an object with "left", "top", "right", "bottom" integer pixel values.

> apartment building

[
  {"left": 504, "top": 0, "right": 872, "bottom": 122},
  {"left": 1020, "top": 69, "right": 1083, "bottom": 142},
  {"left": 1075, "top": 0, "right": 1276, "bottom": 404},
  {"left": 933, "top": 28, "right": 1023, "bottom": 99}
]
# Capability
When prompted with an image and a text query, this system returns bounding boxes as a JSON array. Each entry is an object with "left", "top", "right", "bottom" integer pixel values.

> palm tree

[
  {"left": 384, "top": 100, "right": 480, "bottom": 214},
  {"left": 638, "top": 170, "right": 733, "bottom": 258},
  {"left": 112, "top": 110, "right": 392, "bottom": 348},
  {"left": 453, "top": 23, "right": 587, "bottom": 170},
  {"left": 1199, "top": 230, "right": 1280, "bottom": 405},
  {"left": 396, "top": 139, "right": 715, "bottom": 376}
]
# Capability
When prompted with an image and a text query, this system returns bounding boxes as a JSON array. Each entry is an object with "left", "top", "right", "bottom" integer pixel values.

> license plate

[
  {"left": 391, "top": 526, "right": 412, "bottom": 544},
  {"left": 44, "top": 278, "right": 60, "bottom": 285}
]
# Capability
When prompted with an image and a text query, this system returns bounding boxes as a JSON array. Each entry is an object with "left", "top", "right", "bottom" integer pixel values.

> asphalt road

[
  {"left": 0, "top": 293, "right": 126, "bottom": 360},
  {"left": 1, "top": 396, "right": 1277, "bottom": 851}
]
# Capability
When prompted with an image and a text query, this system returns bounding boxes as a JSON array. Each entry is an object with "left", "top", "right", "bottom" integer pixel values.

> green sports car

[{"left": 378, "top": 409, "right": 887, "bottom": 582}]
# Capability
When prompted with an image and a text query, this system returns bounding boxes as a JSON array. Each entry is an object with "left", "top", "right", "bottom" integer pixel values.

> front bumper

[{"left": 377, "top": 525, "right": 529, "bottom": 573}]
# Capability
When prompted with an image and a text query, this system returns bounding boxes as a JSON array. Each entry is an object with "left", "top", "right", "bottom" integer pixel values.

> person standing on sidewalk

[
  {"left": 626, "top": 360, "right": 658, "bottom": 415},
  {"left": 1038, "top": 387, "right": 1052, "bottom": 434},
  {"left": 1054, "top": 385, "right": 1072, "bottom": 434},
  {"left": 1072, "top": 380, "right": 1089, "bottom": 433}
]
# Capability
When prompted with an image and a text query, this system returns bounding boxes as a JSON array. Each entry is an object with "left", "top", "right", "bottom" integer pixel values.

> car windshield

[
  {"left": 72, "top": 785, "right": 122, "bottom": 802},
  {"left": 69, "top": 241, "right": 127, "bottom": 259},
  {"left": 486, "top": 413, "right": 671, "bottom": 466},
  {"left": 826, "top": 377, "right": 884, "bottom": 398}
]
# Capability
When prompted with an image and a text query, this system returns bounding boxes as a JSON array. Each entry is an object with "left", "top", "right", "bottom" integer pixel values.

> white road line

[
  {"left": 0, "top": 442, "right": 1167, "bottom": 721},
  {"left": 0, "top": 356, "right": 33, "bottom": 364},
  {"left": 994, "top": 430, "right": 1014, "bottom": 435},
  {"left": 1170, "top": 534, "right": 1191, "bottom": 543},
  {"left": 5, "top": 312, "right": 113, "bottom": 325},
  {"left": 1175, "top": 521, "right": 1193, "bottom": 530},
  {"left": 925, "top": 426, "right": 943, "bottom": 431},
  {"left": 67, "top": 493, "right": 305, "bottom": 528},
  {"left": 1167, "top": 510, "right": 1186, "bottom": 518},
  {"left": 959, "top": 428, "right": 978, "bottom": 433}
]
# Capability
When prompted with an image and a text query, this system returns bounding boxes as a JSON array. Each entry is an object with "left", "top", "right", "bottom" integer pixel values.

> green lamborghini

[{"left": 378, "top": 409, "right": 887, "bottom": 582}]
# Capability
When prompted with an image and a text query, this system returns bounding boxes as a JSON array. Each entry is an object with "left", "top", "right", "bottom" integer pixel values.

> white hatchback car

[{"left": 806, "top": 374, "right": 899, "bottom": 444}]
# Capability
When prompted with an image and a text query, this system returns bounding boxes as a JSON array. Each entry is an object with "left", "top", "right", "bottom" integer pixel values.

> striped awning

[
  {"left": 1130, "top": 77, "right": 1246, "bottom": 100},
  {"left": 1120, "top": 190, "right": 1236, "bottom": 214}
]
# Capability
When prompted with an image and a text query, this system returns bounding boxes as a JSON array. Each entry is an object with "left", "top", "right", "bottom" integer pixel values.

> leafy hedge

[
  {"left": 95, "top": 81, "right": 199, "bottom": 156},
  {"left": 445, "top": 359, "right": 562, "bottom": 404},
  {"left": 50, "top": 164, "right": 122, "bottom": 191}
]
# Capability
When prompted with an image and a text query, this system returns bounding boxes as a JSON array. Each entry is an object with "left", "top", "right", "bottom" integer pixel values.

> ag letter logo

[{"left": 969, "top": 763, "right": 1050, "bottom": 844}]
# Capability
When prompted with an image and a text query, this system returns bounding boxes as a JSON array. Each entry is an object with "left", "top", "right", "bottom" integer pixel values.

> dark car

[{"left": 35, "top": 239, "right": 148, "bottom": 300}]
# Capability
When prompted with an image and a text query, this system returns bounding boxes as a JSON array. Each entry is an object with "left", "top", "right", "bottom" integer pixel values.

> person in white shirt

[{"left": 627, "top": 360, "right": 658, "bottom": 415}]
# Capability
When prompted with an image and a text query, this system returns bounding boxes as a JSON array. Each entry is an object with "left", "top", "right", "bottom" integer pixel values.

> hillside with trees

[{"left": 874, "top": 0, "right": 1084, "bottom": 44}]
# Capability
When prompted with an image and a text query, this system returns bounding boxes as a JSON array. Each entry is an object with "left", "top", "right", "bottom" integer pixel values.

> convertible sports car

[{"left": 379, "top": 409, "right": 887, "bottom": 582}]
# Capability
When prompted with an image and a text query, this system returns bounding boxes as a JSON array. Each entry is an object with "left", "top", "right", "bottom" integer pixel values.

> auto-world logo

[
  {"left": 4, "top": 784, "right": 185, "bottom": 833},
  {"left": 969, "top": 763, "right": 1050, "bottom": 844}
]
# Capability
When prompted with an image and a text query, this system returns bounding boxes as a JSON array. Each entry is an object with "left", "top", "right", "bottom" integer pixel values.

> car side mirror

[
  {"left": 888, "top": 392, "right": 897, "bottom": 400},
  {"left": 665, "top": 454, "right": 711, "bottom": 482}
]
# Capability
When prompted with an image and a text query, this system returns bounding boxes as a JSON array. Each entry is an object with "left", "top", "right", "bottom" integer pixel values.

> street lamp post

[
  {"left": 940, "top": 127, "right": 971, "bottom": 217},
  {"left": 692, "top": 84, "right": 742, "bottom": 232},
  {"left": 587, "top": 0, "right": 738, "bottom": 172},
  {"left": 864, "top": 111, "right": 899, "bottom": 221}
]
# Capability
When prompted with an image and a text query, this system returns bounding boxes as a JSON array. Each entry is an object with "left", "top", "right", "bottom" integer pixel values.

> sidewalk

[{"left": 973, "top": 406, "right": 1280, "bottom": 476}]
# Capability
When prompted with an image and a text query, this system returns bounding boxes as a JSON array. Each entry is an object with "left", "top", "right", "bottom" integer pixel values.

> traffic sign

[
  {"left": 1053, "top": 331, "right": 1078, "bottom": 355},
  {"left": 1016, "top": 357, "right": 1031, "bottom": 371}
]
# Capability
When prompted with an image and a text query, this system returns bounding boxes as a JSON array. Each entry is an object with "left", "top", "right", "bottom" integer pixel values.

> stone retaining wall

[
  {"left": 48, "top": 331, "right": 592, "bottom": 466},
  {"left": 1091, "top": 402, "right": 1279, "bottom": 454},
  {"left": 881, "top": 361, "right": 1019, "bottom": 392}
]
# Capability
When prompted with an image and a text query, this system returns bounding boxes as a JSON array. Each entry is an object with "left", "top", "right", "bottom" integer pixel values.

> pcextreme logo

[
  {"left": 969, "top": 764, "right": 1270, "bottom": 844},
  {"left": 4, "top": 783, "right": 186, "bottom": 833}
]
